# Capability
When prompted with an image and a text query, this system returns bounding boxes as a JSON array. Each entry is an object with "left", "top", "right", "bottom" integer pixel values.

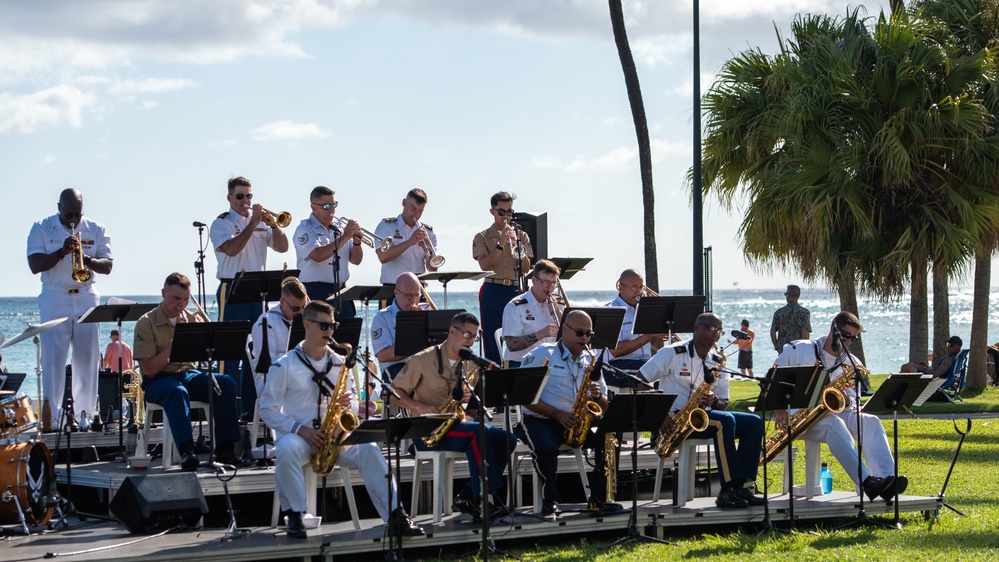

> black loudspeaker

[
  {"left": 512, "top": 211, "right": 548, "bottom": 263},
  {"left": 97, "top": 369, "right": 122, "bottom": 420},
  {"left": 110, "top": 473, "right": 208, "bottom": 534}
]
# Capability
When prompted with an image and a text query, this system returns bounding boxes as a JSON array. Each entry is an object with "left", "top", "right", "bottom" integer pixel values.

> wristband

[{"left": 495, "top": 243, "right": 502, "bottom": 251}]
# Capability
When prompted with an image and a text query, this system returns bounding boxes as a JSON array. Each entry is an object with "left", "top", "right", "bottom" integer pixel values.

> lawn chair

[{"left": 936, "top": 349, "right": 969, "bottom": 404}]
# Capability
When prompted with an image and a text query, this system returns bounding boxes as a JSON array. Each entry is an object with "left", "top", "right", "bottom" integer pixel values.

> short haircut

[
  {"left": 741, "top": 319, "right": 749, "bottom": 327},
  {"left": 310, "top": 186, "right": 334, "bottom": 201},
  {"left": 490, "top": 191, "right": 515, "bottom": 208},
  {"left": 833, "top": 311, "right": 863, "bottom": 332},
  {"left": 227, "top": 176, "right": 251, "bottom": 195},
  {"left": 532, "top": 259, "right": 561, "bottom": 279},
  {"left": 303, "top": 300, "right": 334, "bottom": 321},
  {"left": 110, "top": 329, "right": 120, "bottom": 337},
  {"left": 164, "top": 272, "right": 191, "bottom": 290},
  {"left": 451, "top": 311, "right": 480, "bottom": 329},
  {"left": 281, "top": 276, "right": 307, "bottom": 300},
  {"left": 407, "top": 188, "right": 428, "bottom": 204}
]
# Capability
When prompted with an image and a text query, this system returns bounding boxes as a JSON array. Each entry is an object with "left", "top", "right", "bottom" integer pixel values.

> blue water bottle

[{"left": 820, "top": 462, "right": 833, "bottom": 494}]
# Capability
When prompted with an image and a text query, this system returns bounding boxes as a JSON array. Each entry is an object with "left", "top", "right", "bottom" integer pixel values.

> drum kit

[{"left": 0, "top": 318, "right": 69, "bottom": 532}]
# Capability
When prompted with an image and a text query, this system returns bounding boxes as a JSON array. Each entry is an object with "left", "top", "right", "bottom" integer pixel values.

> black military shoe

[
  {"left": 452, "top": 495, "right": 477, "bottom": 516},
  {"left": 863, "top": 475, "right": 895, "bottom": 501},
  {"left": 735, "top": 487, "right": 766, "bottom": 506},
  {"left": 880, "top": 475, "right": 909, "bottom": 500},
  {"left": 587, "top": 496, "right": 624, "bottom": 512},
  {"left": 216, "top": 448, "right": 253, "bottom": 468},
  {"left": 542, "top": 500, "right": 560, "bottom": 516},
  {"left": 389, "top": 507, "right": 425, "bottom": 536},
  {"left": 715, "top": 487, "right": 750, "bottom": 508},
  {"left": 286, "top": 511, "right": 308, "bottom": 539}
]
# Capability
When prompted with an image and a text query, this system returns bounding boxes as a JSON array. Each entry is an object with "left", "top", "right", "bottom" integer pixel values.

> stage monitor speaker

[
  {"left": 110, "top": 473, "right": 208, "bottom": 534},
  {"left": 97, "top": 369, "right": 123, "bottom": 420},
  {"left": 512, "top": 211, "right": 548, "bottom": 264}
]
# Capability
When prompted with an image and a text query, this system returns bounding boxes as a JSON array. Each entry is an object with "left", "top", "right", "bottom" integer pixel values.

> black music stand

[
  {"left": 863, "top": 373, "right": 943, "bottom": 528},
  {"left": 542, "top": 257, "right": 592, "bottom": 282},
  {"left": 633, "top": 296, "right": 706, "bottom": 339},
  {"left": 394, "top": 309, "right": 466, "bottom": 357},
  {"left": 555, "top": 307, "right": 624, "bottom": 349},
  {"left": 333, "top": 285, "right": 395, "bottom": 423},
  {"left": 0, "top": 372, "right": 26, "bottom": 392},
  {"left": 419, "top": 271, "right": 491, "bottom": 308},
  {"left": 78, "top": 301, "right": 157, "bottom": 461},
  {"left": 342, "top": 416, "right": 441, "bottom": 561},
  {"left": 599, "top": 392, "right": 676, "bottom": 548},
  {"left": 170, "top": 321, "right": 251, "bottom": 471},
  {"left": 753, "top": 365, "right": 825, "bottom": 533}
]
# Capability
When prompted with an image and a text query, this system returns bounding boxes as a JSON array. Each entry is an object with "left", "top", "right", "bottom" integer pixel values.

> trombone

[
  {"left": 418, "top": 284, "right": 439, "bottom": 310},
  {"left": 332, "top": 216, "right": 392, "bottom": 251},
  {"left": 69, "top": 223, "right": 92, "bottom": 283},
  {"left": 642, "top": 285, "right": 659, "bottom": 297}
]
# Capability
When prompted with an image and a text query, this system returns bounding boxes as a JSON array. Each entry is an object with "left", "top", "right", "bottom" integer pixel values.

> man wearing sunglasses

[
  {"left": 247, "top": 277, "right": 309, "bottom": 395},
  {"left": 293, "top": 186, "right": 364, "bottom": 318},
  {"left": 392, "top": 311, "right": 517, "bottom": 522},
  {"left": 260, "top": 300, "right": 423, "bottom": 539},
  {"left": 374, "top": 188, "right": 440, "bottom": 287},
  {"left": 516, "top": 310, "right": 622, "bottom": 516},
  {"left": 211, "top": 176, "right": 290, "bottom": 416},
  {"left": 472, "top": 191, "right": 534, "bottom": 365},
  {"left": 775, "top": 311, "right": 906, "bottom": 501},
  {"left": 371, "top": 272, "right": 431, "bottom": 381},
  {"left": 501, "top": 259, "right": 563, "bottom": 368},
  {"left": 640, "top": 313, "right": 766, "bottom": 509}
]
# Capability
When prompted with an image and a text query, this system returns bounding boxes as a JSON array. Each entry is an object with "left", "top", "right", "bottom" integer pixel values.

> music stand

[
  {"left": 598, "top": 392, "right": 676, "bottom": 548},
  {"left": 419, "top": 271, "right": 491, "bottom": 308},
  {"left": 335, "top": 285, "right": 395, "bottom": 425},
  {"left": 863, "top": 373, "right": 943, "bottom": 528},
  {"left": 753, "top": 364, "right": 825, "bottom": 533},
  {"left": 226, "top": 269, "right": 301, "bottom": 316},
  {"left": 342, "top": 416, "right": 441, "bottom": 561},
  {"left": 171, "top": 321, "right": 251, "bottom": 470},
  {"left": 633, "top": 296, "right": 706, "bottom": 339},
  {"left": 0, "top": 372, "right": 26, "bottom": 392},
  {"left": 555, "top": 307, "right": 624, "bottom": 349},
  {"left": 541, "top": 257, "right": 592, "bottom": 281},
  {"left": 78, "top": 302, "right": 157, "bottom": 461},
  {"left": 394, "top": 309, "right": 466, "bottom": 357}
]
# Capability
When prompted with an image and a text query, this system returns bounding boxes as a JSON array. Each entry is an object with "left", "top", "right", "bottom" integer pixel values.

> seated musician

[
  {"left": 775, "top": 311, "right": 906, "bottom": 500},
  {"left": 371, "top": 272, "right": 431, "bottom": 381},
  {"left": 501, "top": 259, "right": 563, "bottom": 368},
  {"left": 247, "top": 276, "right": 309, "bottom": 394},
  {"left": 604, "top": 269, "right": 666, "bottom": 389},
  {"left": 259, "top": 300, "right": 422, "bottom": 539},
  {"left": 514, "top": 310, "right": 624, "bottom": 516},
  {"left": 391, "top": 311, "right": 517, "bottom": 521},
  {"left": 639, "top": 312, "right": 765, "bottom": 508},
  {"left": 133, "top": 272, "right": 247, "bottom": 470}
]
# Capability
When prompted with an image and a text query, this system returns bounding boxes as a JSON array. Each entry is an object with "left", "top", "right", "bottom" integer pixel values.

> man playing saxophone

[
  {"left": 639, "top": 313, "right": 765, "bottom": 508},
  {"left": 515, "top": 310, "right": 623, "bottom": 516},
  {"left": 260, "top": 300, "right": 422, "bottom": 539},
  {"left": 774, "top": 311, "right": 906, "bottom": 501},
  {"left": 391, "top": 312, "right": 516, "bottom": 521}
]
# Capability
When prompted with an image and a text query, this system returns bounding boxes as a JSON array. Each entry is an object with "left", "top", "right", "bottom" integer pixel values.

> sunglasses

[
  {"left": 493, "top": 208, "right": 516, "bottom": 217},
  {"left": 281, "top": 298, "right": 304, "bottom": 313},
  {"left": 565, "top": 325, "right": 595, "bottom": 338},
  {"left": 234, "top": 193, "right": 254, "bottom": 200},
  {"left": 307, "top": 319, "right": 338, "bottom": 332},
  {"left": 839, "top": 330, "right": 859, "bottom": 341},
  {"left": 313, "top": 201, "right": 338, "bottom": 210}
]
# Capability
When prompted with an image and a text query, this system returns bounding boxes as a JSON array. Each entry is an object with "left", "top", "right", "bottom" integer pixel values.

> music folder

[
  {"left": 633, "top": 295, "right": 706, "bottom": 335},
  {"left": 753, "top": 364, "right": 827, "bottom": 413},
  {"left": 863, "top": 373, "right": 945, "bottom": 413},
  {"left": 481, "top": 367, "right": 549, "bottom": 409},
  {"left": 394, "top": 309, "right": 466, "bottom": 357},
  {"left": 555, "top": 307, "right": 625, "bottom": 350},
  {"left": 170, "top": 321, "right": 251, "bottom": 363}
]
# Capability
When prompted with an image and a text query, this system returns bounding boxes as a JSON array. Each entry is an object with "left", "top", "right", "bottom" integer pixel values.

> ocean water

[{"left": 2, "top": 288, "right": 997, "bottom": 401}]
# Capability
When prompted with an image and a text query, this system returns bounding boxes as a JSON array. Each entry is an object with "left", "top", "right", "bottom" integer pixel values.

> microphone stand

[
  {"left": 378, "top": 373, "right": 407, "bottom": 561},
  {"left": 193, "top": 222, "right": 208, "bottom": 310},
  {"left": 750, "top": 376, "right": 796, "bottom": 536},
  {"left": 330, "top": 225, "right": 343, "bottom": 315},
  {"left": 511, "top": 222, "right": 527, "bottom": 293}
]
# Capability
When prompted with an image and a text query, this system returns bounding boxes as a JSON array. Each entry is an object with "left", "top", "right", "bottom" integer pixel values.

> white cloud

[
  {"left": 250, "top": 120, "right": 330, "bottom": 141},
  {"left": 38, "top": 155, "right": 58, "bottom": 164},
  {"left": 532, "top": 155, "right": 559, "bottom": 168},
  {"left": 564, "top": 138, "right": 689, "bottom": 171},
  {"left": 140, "top": 100, "right": 161, "bottom": 109},
  {"left": 0, "top": 85, "right": 93, "bottom": 134},
  {"left": 107, "top": 78, "right": 196, "bottom": 96}
]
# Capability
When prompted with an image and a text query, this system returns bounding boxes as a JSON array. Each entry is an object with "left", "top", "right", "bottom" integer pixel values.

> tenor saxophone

[
  {"left": 653, "top": 347, "right": 725, "bottom": 459},
  {"left": 760, "top": 364, "right": 859, "bottom": 465},
  {"left": 565, "top": 347, "right": 603, "bottom": 448},
  {"left": 310, "top": 342, "right": 361, "bottom": 476}
]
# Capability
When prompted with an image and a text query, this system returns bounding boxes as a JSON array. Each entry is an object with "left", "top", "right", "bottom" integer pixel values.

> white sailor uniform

[{"left": 247, "top": 304, "right": 293, "bottom": 394}]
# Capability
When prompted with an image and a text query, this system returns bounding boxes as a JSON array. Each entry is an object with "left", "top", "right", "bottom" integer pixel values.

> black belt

[{"left": 484, "top": 278, "right": 518, "bottom": 287}]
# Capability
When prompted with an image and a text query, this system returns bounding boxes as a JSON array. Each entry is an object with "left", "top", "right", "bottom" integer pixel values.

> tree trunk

[
  {"left": 836, "top": 272, "right": 865, "bottom": 365},
  {"left": 968, "top": 251, "right": 991, "bottom": 389},
  {"left": 909, "top": 258, "right": 929, "bottom": 364},
  {"left": 608, "top": 0, "right": 658, "bottom": 291},
  {"left": 932, "top": 261, "right": 949, "bottom": 367}
]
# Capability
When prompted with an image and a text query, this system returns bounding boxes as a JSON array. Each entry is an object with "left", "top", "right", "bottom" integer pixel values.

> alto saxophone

[
  {"left": 310, "top": 342, "right": 361, "bottom": 476},
  {"left": 422, "top": 363, "right": 474, "bottom": 447},
  {"left": 760, "top": 364, "right": 859, "bottom": 465},
  {"left": 565, "top": 347, "right": 603, "bottom": 449},
  {"left": 653, "top": 347, "right": 725, "bottom": 459}
]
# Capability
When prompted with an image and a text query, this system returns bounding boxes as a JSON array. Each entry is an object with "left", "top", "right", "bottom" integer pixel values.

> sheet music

[{"left": 913, "top": 376, "right": 946, "bottom": 407}]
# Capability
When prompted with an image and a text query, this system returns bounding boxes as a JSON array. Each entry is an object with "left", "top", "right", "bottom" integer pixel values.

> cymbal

[{"left": 0, "top": 317, "right": 69, "bottom": 350}]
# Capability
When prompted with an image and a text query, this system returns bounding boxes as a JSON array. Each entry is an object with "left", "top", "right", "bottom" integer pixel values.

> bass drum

[{"left": 0, "top": 440, "right": 55, "bottom": 526}]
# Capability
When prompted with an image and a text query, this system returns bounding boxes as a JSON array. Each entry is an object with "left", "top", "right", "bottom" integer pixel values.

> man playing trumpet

[
  {"left": 260, "top": 300, "right": 422, "bottom": 539},
  {"left": 374, "top": 189, "right": 440, "bottom": 290},
  {"left": 501, "top": 259, "right": 563, "bottom": 367}
]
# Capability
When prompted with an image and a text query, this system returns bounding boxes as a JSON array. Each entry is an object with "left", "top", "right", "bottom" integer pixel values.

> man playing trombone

[
  {"left": 371, "top": 272, "right": 432, "bottom": 381},
  {"left": 501, "top": 259, "right": 562, "bottom": 368},
  {"left": 374, "top": 189, "right": 441, "bottom": 293},
  {"left": 293, "top": 186, "right": 363, "bottom": 318},
  {"left": 604, "top": 269, "right": 666, "bottom": 389}
]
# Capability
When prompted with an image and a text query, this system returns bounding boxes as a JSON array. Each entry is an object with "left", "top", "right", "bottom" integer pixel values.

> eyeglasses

[
  {"left": 307, "top": 319, "right": 338, "bottom": 332},
  {"left": 565, "top": 325, "right": 595, "bottom": 338},
  {"left": 493, "top": 208, "right": 516, "bottom": 217},
  {"left": 234, "top": 193, "right": 253, "bottom": 200},
  {"left": 697, "top": 324, "right": 723, "bottom": 334},
  {"left": 455, "top": 328, "right": 481, "bottom": 343},
  {"left": 281, "top": 298, "right": 304, "bottom": 313},
  {"left": 313, "top": 201, "right": 338, "bottom": 210},
  {"left": 535, "top": 278, "right": 558, "bottom": 288}
]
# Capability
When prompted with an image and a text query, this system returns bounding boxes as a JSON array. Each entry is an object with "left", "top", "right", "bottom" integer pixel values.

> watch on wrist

[{"left": 495, "top": 243, "right": 502, "bottom": 251}]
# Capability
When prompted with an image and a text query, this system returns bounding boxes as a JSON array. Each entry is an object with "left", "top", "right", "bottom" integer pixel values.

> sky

[{"left": 1, "top": 0, "right": 913, "bottom": 299}]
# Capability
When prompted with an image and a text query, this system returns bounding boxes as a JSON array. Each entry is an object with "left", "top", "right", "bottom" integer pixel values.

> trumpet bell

[
  {"left": 429, "top": 255, "right": 445, "bottom": 269},
  {"left": 271, "top": 211, "right": 292, "bottom": 229},
  {"left": 72, "top": 269, "right": 92, "bottom": 283},
  {"left": 380, "top": 237, "right": 392, "bottom": 251}
]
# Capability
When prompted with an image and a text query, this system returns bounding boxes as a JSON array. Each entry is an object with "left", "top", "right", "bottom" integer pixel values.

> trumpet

[
  {"left": 417, "top": 223, "right": 445, "bottom": 268},
  {"left": 503, "top": 220, "right": 526, "bottom": 260},
  {"left": 332, "top": 216, "right": 392, "bottom": 251},
  {"left": 69, "top": 223, "right": 92, "bottom": 283},
  {"left": 261, "top": 207, "right": 292, "bottom": 228}
]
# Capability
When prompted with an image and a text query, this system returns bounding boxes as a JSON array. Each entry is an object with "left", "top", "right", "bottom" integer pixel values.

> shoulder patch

[
  {"left": 372, "top": 328, "right": 383, "bottom": 340},
  {"left": 513, "top": 297, "right": 528, "bottom": 306},
  {"left": 297, "top": 232, "right": 309, "bottom": 245},
  {"left": 522, "top": 354, "right": 535, "bottom": 366},
  {"left": 217, "top": 211, "right": 230, "bottom": 220},
  {"left": 382, "top": 217, "right": 398, "bottom": 223},
  {"left": 423, "top": 223, "right": 433, "bottom": 230}
]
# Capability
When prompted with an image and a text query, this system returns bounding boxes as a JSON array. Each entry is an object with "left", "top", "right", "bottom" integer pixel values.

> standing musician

[
  {"left": 501, "top": 259, "right": 562, "bottom": 368},
  {"left": 604, "top": 269, "right": 666, "bottom": 388},
  {"left": 133, "top": 273, "right": 247, "bottom": 470},
  {"left": 374, "top": 189, "right": 440, "bottom": 286},
  {"left": 27, "top": 188, "right": 113, "bottom": 429},
  {"left": 774, "top": 311, "right": 906, "bottom": 500},
  {"left": 247, "top": 276, "right": 309, "bottom": 394},
  {"left": 210, "top": 176, "right": 290, "bottom": 415},
  {"left": 472, "top": 191, "right": 533, "bottom": 365},
  {"left": 259, "top": 300, "right": 422, "bottom": 539},
  {"left": 293, "top": 186, "right": 364, "bottom": 318},
  {"left": 391, "top": 312, "right": 517, "bottom": 520},
  {"left": 371, "top": 272, "right": 430, "bottom": 381},
  {"left": 515, "top": 310, "right": 624, "bottom": 516},
  {"left": 639, "top": 313, "right": 766, "bottom": 508}
]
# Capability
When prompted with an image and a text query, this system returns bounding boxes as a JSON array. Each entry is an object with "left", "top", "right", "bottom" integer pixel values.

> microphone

[
  {"left": 452, "top": 367, "right": 465, "bottom": 401},
  {"left": 730, "top": 329, "right": 750, "bottom": 340},
  {"left": 192, "top": 221, "right": 207, "bottom": 228},
  {"left": 458, "top": 347, "right": 497, "bottom": 369},
  {"left": 509, "top": 221, "right": 522, "bottom": 230},
  {"left": 589, "top": 348, "right": 606, "bottom": 381}
]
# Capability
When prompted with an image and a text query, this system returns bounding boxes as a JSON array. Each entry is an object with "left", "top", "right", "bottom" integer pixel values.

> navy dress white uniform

[
  {"left": 293, "top": 215, "right": 358, "bottom": 317},
  {"left": 260, "top": 344, "right": 400, "bottom": 521},
  {"left": 501, "top": 293, "right": 562, "bottom": 365},
  {"left": 370, "top": 301, "right": 430, "bottom": 380},
  {"left": 27, "top": 214, "right": 112, "bottom": 421},
  {"left": 639, "top": 341, "right": 764, "bottom": 490},
  {"left": 513, "top": 343, "right": 612, "bottom": 504},
  {"left": 775, "top": 337, "right": 895, "bottom": 485},
  {"left": 373, "top": 215, "right": 437, "bottom": 284},
  {"left": 247, "top": 303, "right": 293, "bottom": 394}
]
